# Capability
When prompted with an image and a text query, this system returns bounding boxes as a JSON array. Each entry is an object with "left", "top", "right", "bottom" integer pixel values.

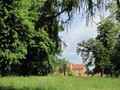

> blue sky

[{"left": 59, "top": 12, "right": 109, "bottom": 64}]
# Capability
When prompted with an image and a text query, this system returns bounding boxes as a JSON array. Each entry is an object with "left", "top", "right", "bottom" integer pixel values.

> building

[
  {"left": 69, "top": 63, "right": 86, "bottom": 77},
  {"left": 54, "top": 63, "right": 86, "bottom": 77}
]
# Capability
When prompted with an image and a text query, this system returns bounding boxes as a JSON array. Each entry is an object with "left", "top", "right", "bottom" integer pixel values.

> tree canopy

[
  {"left": 0, "top": 0, "right": 120, "bottom": 76},
  {"left": 77, "top": 18, "right": 120, "bottom": 77}
]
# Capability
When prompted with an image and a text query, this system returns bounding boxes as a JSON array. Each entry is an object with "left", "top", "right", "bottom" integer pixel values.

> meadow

[{"left": 0, "top": 76, "right": 120, "bottom": 90}]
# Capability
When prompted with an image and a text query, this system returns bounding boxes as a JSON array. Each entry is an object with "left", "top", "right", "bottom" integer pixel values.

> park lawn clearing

[{"left": 0, "top": 76, "right": 120, "bottom": 90}]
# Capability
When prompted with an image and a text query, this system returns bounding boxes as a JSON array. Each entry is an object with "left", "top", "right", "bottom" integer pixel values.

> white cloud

[{"left": 59, "top": 12, "right": 110, "bottom": 64}]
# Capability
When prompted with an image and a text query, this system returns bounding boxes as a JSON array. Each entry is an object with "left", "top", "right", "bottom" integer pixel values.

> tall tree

[
  {"left": 77, "top": 19, "right": 120, "bottom": 77},
  {"left": 0, "top": 0, "right": 29, "bottom": 76}
]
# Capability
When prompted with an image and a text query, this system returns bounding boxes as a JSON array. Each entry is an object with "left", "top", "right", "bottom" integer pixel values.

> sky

[{"left": 59, "top": 12, "right": 109, "bottom": 64}]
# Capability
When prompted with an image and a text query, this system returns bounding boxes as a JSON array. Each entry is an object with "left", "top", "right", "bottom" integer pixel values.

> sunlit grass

[{"left": 0, "top": 76, "right": 120, "bottom": 90}]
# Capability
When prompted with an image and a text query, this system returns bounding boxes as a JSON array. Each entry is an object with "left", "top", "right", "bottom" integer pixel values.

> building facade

[{"left": 69, "top": 63, "right": 86, "bottom": 77}]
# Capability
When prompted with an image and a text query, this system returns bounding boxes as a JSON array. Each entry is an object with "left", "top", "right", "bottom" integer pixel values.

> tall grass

[{"left": 0, "top": 76, "right": 120, "bottom": 90}]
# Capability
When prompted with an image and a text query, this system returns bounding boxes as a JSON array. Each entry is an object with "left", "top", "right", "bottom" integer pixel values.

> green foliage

[
  {"left": 0, "top": 0, "right": 28, "bottom": 76},
  {"left": 0, "top": 0, "right": 66, "bottom": 76},
  {"left": 85, "top": 68, "right": 94, "bottom": 75},
  {"left": 0, "top": 0, "right": 120, "bottom": 76},
  {"left": 77, "top": 19, "right": 120, "bottom": 76},
  {"left": 0, "top": 0, "right": 60, "bottom": 76},
  {"left": 57, "top": 58, "right": 69, "bottom": 76}
]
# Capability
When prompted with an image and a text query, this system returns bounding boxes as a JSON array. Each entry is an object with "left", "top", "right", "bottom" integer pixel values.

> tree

[
  {"left": 77, "top": 19, "right": 120, "bottom": 77},
  {"left": 0, "top": 0, "right": 120, "bottom": 76},
  {"left": 57, "top": 58, "right": 69, "bottom": 76},
  {"left": 0, "top": 0, "right": 59, "bottom": 76},
  {"left": 77, "top": 0, "right": 120, "bottom": 76},
  {"left": 77, "top": 38, "right": 111, "bottom": 76},
  {"left": 96, "top": 18, "right": 120, "bottom": 76},
  {"left": 0, "top": 0, "right": 29, "bottom": 76}
]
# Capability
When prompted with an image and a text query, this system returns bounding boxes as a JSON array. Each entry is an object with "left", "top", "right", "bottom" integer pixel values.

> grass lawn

[{"left": 0, "top": 76, "right": 120, "bottom": 90}]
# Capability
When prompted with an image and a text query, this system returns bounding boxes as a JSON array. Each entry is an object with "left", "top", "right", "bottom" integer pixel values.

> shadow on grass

[
  {"left": 0, "top": 86, "right": 56, "bottom": 90},
  {"left": 0, "top": 86, "right": 45, "bottom": 90},
  {"left": 0, "top": 86, "right": 16, "bottom": 90}
]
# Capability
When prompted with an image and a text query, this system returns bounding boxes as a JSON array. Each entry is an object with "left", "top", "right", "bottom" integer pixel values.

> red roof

[{"left": 72, "top": 64, "right": 85, "bottom": 69}]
